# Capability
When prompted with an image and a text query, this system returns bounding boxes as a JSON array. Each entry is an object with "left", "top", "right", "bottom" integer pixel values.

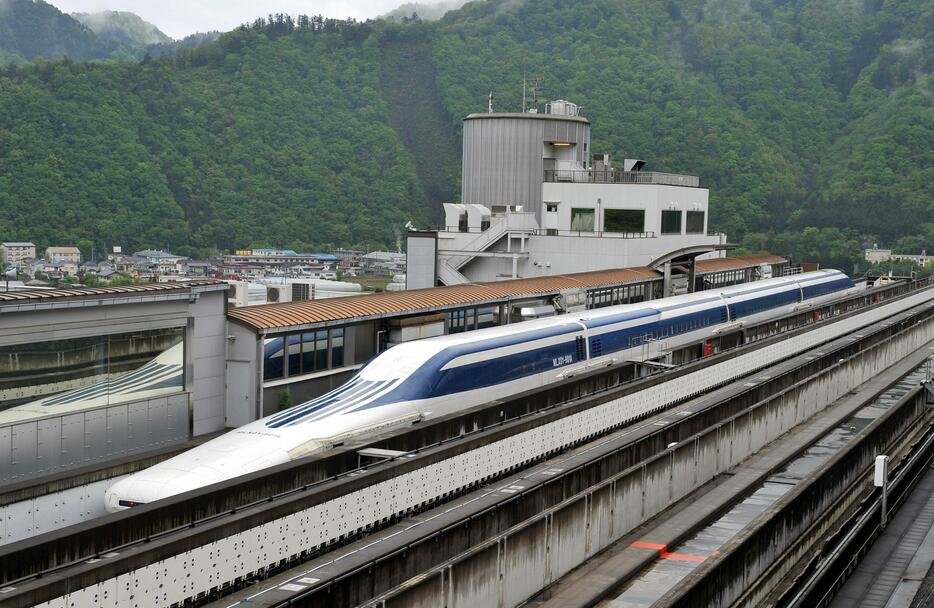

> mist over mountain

[
  {"left": 0, "top": 0, "right": 109, "bottom": 61},
  {"left": 0, "top": 0, "right": 930, "bottom": 266},
  {"left": 382, "top": 0, "right": 468, "bottom": 21},
  {"left": 71, "top": 10, "right": 172, "bottom": 48},
  {"left": 0, "top": 0, "right": 219, "bottom": 62}
]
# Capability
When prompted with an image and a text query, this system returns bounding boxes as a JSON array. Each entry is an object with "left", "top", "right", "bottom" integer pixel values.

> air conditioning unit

[
  {"left": 291, "top": 283, "right": 313, "bottom": 301},
  {"left": 266, "top": 285, "right": 292, "bottom": 303},
  {"left": 227, "top": 282, "right": 249, "bottom": 308}
]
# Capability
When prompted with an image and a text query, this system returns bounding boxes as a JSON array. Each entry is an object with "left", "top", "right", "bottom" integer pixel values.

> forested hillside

[{"left": 0, "top": 0, "right": 931, "bottom": 265}]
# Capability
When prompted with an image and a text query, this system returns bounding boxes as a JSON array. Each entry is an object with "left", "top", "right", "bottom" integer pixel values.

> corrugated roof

[
  {"left": 0, "top": 280, "right": 224, "bottom": 303},
  {"left": 227, "top": 255, "right": 788, "bottom": 332},
  {"left": 694, "top": 254, "right": 786, "bottom": 273},
  {"left": 227, "top": 267, "right": 660, "bottom": 331}
]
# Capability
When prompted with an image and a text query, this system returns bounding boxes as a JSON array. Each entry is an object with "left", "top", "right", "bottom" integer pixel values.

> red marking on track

[
  {"left": 660, "top": 551, "right": 706, "bottom": 563},
  {"left": 631, "top": 541, "right": 667, "bottom": 552}
]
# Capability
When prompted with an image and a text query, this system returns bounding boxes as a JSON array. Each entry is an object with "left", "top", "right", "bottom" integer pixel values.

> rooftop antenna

[
  {"left": 522, "top": 75, "right": 544, "bottom": 112},
  {"left": 488, "top": 91, "right": 494, "bottom": 113}
]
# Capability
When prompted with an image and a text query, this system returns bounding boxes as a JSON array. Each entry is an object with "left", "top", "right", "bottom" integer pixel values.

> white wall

[
  {"left": 542, "top": 182, "right": 709, "bottom": 234},
  {"left": 458, "top": 232, "right": 725, "bottom": 281},
  {"left": 225, "top": 322, "right": 260, "bottom": 428},
  {"left": 189, "top": 289, "right": 228, "bottom": 435}
]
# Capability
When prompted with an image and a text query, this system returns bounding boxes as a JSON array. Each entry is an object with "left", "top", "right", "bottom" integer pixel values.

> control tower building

[{"left": 406, "top": 99, "right": 729, "bottom": 289}]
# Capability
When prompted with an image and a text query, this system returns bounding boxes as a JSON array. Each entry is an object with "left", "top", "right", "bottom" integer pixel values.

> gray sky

[{"left": 48, "top": 1, "right": 424, "bottom": 38}]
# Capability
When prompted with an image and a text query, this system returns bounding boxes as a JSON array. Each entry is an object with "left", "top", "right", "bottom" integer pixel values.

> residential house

[{"left": 45, "top": 246, "right": 81, "bottom": 264}]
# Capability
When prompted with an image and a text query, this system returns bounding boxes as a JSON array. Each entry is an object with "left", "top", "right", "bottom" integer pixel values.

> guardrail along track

[{"left": 774, "top": 387, "right": 934, "bottom": 607}]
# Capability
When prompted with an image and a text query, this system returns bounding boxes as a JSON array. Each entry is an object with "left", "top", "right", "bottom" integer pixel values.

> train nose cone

[{"left": 104, "top": 467, "right": 222, "bottom": 513}]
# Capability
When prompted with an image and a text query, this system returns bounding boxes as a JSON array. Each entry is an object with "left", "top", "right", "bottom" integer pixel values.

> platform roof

[
  {"left": 0, "top": 280, "right": 225, "bottom": 303},
  {"left": 693, "top": 254, "right": 786, "bottom": 273},
  {"left": 227, "top": 267, "right": 665, "bottom": 332}
]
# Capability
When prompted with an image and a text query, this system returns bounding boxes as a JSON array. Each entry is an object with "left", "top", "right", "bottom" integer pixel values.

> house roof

[{"left": 46, "top": 246, "right": 81, "bottom": 254}]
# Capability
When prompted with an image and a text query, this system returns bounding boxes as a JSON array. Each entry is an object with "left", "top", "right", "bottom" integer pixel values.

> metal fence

[{"left": 544, "top": 169, "right": 700, "bottom": 187}]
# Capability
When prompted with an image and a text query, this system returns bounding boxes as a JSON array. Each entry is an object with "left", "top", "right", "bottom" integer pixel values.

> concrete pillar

[
  {"left": 663, "top": 262, "right": 671, "bottom": 297},
  {"left": 688, "top": 259, "right": 697, "bottom": 293}
]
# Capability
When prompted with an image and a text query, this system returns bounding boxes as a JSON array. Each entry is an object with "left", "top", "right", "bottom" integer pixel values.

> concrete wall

[
  {"left": 541, "top": 182, "right": 709, "bottom": 235},
  {"left": 406, "top": 233, "right": 437, "bottom": 290},
  {"left": 0, "top": 474, "right": 129, "bottom": 546},
  {"left": 189, "top": 289, "right": 227, "bottom": 435},
  {"left": 224, "top": 322, "right": 259, "bottom": 428},
  {"left": 667, "top": 387, "right": 932, "bottom": 608},
  {"left": 0, "top": 393, "right": 189, "bottom": 485}
]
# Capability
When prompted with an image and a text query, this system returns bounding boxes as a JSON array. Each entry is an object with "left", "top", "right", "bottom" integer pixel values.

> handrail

[{"left": 544, "top": 169, "right": 700, "bottom": 187}]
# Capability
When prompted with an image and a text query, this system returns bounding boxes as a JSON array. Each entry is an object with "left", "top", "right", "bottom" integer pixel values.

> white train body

[{"left": 104, "top": 270, "right": 857, "bottom": 511}]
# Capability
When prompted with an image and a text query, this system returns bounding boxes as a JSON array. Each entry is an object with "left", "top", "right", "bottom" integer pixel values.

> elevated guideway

[
  {"left": 3, "top": 279, "right": 933, "bottom": 608},
  {"left": 219, "top": 298, "right": 934, "bottom": 608}
]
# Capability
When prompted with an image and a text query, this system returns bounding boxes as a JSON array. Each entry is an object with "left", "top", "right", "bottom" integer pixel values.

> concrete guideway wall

[
  {"left": 22, "top": 288, "right": 934, "bottom": 608},
  {"left": 663, "top": 382, "right": 934, "bottom": 608},
  {"left": 359, "top": 307, "right": 934, "bottom": 608}
]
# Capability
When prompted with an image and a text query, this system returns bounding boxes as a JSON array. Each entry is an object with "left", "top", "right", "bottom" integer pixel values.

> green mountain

[
  {"left": 0, "top": 0, "right": 930, "bottom": 266},
  {"left": 0, "top": 0, "right": 110, "bottom": 61},
  {"left": 71, "top": 10, "right": 172, "bottom": 50}
]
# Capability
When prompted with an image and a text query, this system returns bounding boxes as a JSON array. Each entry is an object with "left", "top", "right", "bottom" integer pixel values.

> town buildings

[
  {"left": 0, "top": 242, "right": 36, "bottom": 264},
  {"left": 865, "top": 245, "right": 931, "bottom": 267}
]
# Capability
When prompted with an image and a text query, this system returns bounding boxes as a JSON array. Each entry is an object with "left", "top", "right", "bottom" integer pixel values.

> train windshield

[{"left": 359, "top": 341, "right": 442, "bottom": 381}]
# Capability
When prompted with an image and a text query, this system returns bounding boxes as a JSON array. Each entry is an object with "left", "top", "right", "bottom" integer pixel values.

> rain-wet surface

[{"left": 600, "top": 366, "right": 930, "bottom": 607}]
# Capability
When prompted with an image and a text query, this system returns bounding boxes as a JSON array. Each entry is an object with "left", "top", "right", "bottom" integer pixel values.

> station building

[
  {"left": 407, "top": 100, "right": 728, "bottom": 288},
  {"left": 0, "top": 281, "right": 228, "bottom": 484}
]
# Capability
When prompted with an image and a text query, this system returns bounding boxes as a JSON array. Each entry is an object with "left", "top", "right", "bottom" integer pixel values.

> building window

[
  {"left": 288, "top": 335, "right": 302, "bottom": 376},
  {"left": 331, "top": 328, "right": 344, "bottom": 367},
  {"left": 266, "top": 327, "right": 347, "bottom": 381},
  {"left": 571, "top": 208, "right": 595, "bottom": 232},
  {"left": 0, "top": 328, "right": 185, "bottom": 423},
  {"left": 264, "top": 337, "right": 285, "bottom": 380},
  {"left": 546, "top": 203, "right": 558, "bottom": 213},
  {"left": 448, "top": 309, "right": 470, "bottom": 333},
  {"left": 477, "top": 306, "right": 500, "bottom": 329},
  {"left": 661, "top": 210, "right": 682, "bottom": 235},
  {"left": 686, "top": 210, "right": 705, "bottom": 234},
  {"left": 604, "top": 209, "right": 645, "bottom": 233}
]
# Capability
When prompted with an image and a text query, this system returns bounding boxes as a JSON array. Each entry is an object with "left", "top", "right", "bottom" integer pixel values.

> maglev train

[{"left": 104, "top": 270, "right": 856, "bottom": 512}]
